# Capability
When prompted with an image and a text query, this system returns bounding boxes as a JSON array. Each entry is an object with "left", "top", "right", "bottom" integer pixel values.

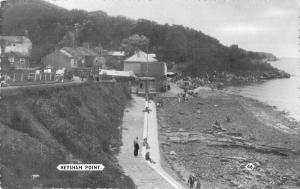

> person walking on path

[
  {"left": 187, "top": 174, "right": 196, "bottom": 188},
  {"left": 133, "top": 137, "right": 139, "bottom": 157},
  {"left": 133, "top": 137, "right": 138, "bottom": 145},
  {"left": 143, "top": 137, "right": 150, "bottom": 149},
  {"left": 178, "top": 93, "right": 182, "bottom": 103},
  {"left": 195, "top": 177, "right": 201, "bottom": 189}
]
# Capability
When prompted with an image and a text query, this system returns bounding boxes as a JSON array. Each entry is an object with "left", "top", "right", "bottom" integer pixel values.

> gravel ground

[{"left": 157, "top": 90, "right": 300, "bottom": 189}]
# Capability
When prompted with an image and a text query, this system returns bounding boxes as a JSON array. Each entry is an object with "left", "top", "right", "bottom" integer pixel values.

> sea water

[{"left": 225, "top": 58, "right": 300, "bottom": 121}]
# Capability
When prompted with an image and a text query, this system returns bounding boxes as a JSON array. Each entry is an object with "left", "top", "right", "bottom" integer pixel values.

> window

[
  {"left": 71, "top": 59, "right": 75, "bottom": 67},
  {"left": 8, "top": 56, "right": 14, "bottom": 63},
  {"left": 20, "top": 58, "right": 25, "bottom": 64}
]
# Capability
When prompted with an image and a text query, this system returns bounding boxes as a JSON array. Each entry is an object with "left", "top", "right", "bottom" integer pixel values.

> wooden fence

[{"left": 11, "top": 71, "right": 56, "bottom": 82}]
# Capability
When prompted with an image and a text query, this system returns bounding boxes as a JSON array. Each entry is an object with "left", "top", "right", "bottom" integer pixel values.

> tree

[{"left": 120, "top": 34, "right": 149, "bottom": 56}]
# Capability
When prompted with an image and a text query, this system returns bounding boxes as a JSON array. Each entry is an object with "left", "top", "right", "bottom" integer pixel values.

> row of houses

[
  {"left": 42, "top": 47, "right": 105, "bottom": 69},
  {"left": 43, "top": 48, "right": 167, "bottom": 93},
  {"left": 0, "top": 35, "right": 168, "bottom": 93},
  {"left": 0, "top": 35, "right": 123, "bottom": 71}
]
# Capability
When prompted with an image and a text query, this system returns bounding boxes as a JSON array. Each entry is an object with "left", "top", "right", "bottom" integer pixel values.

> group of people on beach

[{"left": 177, "top": 92, "right": 188, "bottom": 103}]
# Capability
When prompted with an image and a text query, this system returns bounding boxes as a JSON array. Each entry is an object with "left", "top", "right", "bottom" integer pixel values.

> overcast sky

[{"left": 46, "top": 0, "right": 299, "bottom": 58}]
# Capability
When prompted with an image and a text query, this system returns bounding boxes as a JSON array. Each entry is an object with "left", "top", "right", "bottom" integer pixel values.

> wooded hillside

[{"left": 1, "top": 0, "right": 282, "bottom": 76}]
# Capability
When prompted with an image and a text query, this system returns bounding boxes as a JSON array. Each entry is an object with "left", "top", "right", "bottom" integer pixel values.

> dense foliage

[
  {"left": 120, "top": 34, "right": 150, "bottom": 56},
  {"left": 2, "top": 0, "right": 279, "bottom": 75}
]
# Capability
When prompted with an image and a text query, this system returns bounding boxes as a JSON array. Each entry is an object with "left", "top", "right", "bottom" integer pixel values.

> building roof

[
  {"left": 0, "top": 36, "right": 32, "bottom": 57},
  {"left": 148, "top": 53, "right": 156, "bottom": 58},
  {"left": 61, "top": 47, "right": 98, "bottom": 57},
  {"left": 124, "top": 51, "right": 157, "bottom": 63},
  {"left": 6, "top": 51, "right": 28, "bottom": 58},
  {"left": 60, "top": 49, "right": 73, "bottom": 58},
  {"left": 99, "top": 69, "right": 136, "bottom": 78},
  {"left": 167, "top": 72, "right": 177, "bottom": 76},
  {"left": 137, "top": 77, "right": 156, "bottom": 81},
  {"left": 107, "top": 51, "right": 125, "bottom": 57},
  {"left": 0, "top": 36, "right": 31, "bottom": 44}
]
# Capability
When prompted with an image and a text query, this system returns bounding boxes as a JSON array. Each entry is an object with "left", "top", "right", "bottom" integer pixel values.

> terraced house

[
  {"left": 42, "top": 47, "right": 104, "bottom": 70},
  {"left": 0, "top": 36, "right": 32, "bottom": 69}
]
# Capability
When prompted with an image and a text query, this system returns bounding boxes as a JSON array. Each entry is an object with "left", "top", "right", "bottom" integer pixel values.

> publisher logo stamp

[
  {"left": 57, "top": 164, "right": 105, "bottom": 171},
  {"left": 245, "top": 163, "right": 255, "bottom": 171}
]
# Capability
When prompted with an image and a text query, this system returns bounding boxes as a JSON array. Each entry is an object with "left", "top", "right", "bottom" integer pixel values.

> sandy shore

[{"left": 157, "top": 87, "right": 300, "bottom": 189}]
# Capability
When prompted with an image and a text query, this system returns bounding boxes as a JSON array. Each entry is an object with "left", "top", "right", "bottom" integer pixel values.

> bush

[{"left": 10, "top": 111, "right": 34, "bottom": 137}]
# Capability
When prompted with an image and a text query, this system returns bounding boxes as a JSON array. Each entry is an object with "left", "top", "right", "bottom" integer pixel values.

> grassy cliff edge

[{"left": 0, "top": 83, "right": 135, "bottom": 188}]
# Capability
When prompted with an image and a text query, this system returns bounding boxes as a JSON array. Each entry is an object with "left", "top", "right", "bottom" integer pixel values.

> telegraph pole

[
  {"left": 0, "top": 1, "right": 5, "bottom": 74},
  {"left": 74, "top": 23, "right": 80, "bottom": 47},
  {"left": 0, "top": 1, "right": 5, "bottom": 83}
]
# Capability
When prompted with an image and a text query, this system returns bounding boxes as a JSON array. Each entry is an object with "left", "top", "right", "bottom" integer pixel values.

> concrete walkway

[
  {"left": 117, "top": 95, "right": 175, "bottom": 189},
  {"left": 143, "top": 101, "right": 186, "bottom": 189}
]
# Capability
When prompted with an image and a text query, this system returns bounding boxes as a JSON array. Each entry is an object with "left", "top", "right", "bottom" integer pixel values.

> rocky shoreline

[
  {"left": 157, "top": 88, "right": 300, "bottom": 189},
  {"left": 173, "top": 69, "right": 290, "bottom": 92},
  {"left": 219, "top": 70, "right": 290, "bottom": 88}
]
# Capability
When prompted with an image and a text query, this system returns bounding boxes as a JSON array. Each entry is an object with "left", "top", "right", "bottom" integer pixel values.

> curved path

[{"left": 117, "top": 95, "right": 185, "bottom": 189}]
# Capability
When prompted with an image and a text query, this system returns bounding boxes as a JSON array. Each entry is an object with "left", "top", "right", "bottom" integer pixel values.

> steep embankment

[{"left": 0, "top": 83, "right": 135, "bottom": 188}]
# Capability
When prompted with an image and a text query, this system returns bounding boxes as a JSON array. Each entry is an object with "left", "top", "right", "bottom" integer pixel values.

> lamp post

[{"left": 145, "top": 46, "right": 149, "bottom": 102}]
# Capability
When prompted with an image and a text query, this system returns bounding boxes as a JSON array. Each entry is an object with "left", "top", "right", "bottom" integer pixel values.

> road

[{"left": 0, "top": 80, "right": 83, "bottom": 91}]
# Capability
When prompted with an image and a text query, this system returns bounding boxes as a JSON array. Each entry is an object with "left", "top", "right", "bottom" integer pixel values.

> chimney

[
  {"left": 24, "top": 29, "right": 29, "bottom": 37},
  {"left": 82, "top": 42, "right": 90, "bottom": 49},
  {"left": 1, "top": 1, "right": 7, "bottom": 8}
]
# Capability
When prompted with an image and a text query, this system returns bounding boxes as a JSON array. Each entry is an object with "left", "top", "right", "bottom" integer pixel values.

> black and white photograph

[{"left": 0, "top": 0, "right": 299, "bottom": 188}]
